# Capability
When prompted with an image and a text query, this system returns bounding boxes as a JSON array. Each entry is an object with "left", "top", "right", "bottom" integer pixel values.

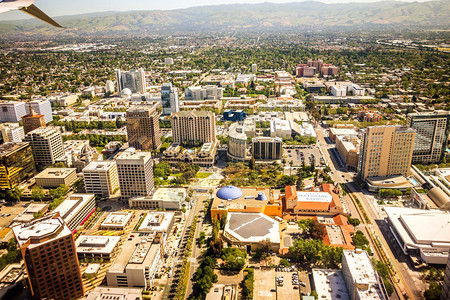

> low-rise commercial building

[
  {"left": 53, "top": 193, "right": 96, "bottom": 231},
  {"left": 106, "top": 234, "right": 162, "bottom": 289},
  {"left": 384, "top": 207, "right": 450, "bottom": 264},
  {"left": 129, "top": 188, "right": 185, "bottom": 210},
  {"left": 270, "top": 119, "right": 291, "bottom": 139},
  {"left": 83, "top": 287, "right": 143, "bottom": 300},
  {"left": 138, "top": 212, "right": 175, "bottom": 234},
  {"left": 311, "top": 269, "right": 350, "bottom": 300},
  {"left": 282, "top": 184, "right": 345, "bottom": 217},
  {"left": 13, "top": 203, "right": 49, "bottom": 224},
  {"left": 75, "top": 235, "right": 121, "bottom": 261},
  {"left": 162, "top": 141, "right": 217, "bottom": 168},
  {"left": 342, "top": 250, "right": 388, "bottom": 300},
  {"left": 335, "top": 135, "right": 360, "bottom": 170},
  {"left": 34, "top": 167, "right": 77, "bottom": 188},
  {"left": 100, "top": 212, "right": 132, "bottom": 230}
]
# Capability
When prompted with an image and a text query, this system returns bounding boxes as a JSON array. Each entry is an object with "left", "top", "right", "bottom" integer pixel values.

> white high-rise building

[
  {"left": 0, "top": 101, "right": 27, "bottom": 122},
  {"left": 161, "top": 83, "right": 180, "bottom": 115},
  {"left": 1, "top": 123, "right": 25, "bottom": 143},
  {"left": 116, "top": 148, "right": 154, "bottom": 198},
  {"left": 115, "top": 68, "right": 146, "bottom": 94},
  {"left": 251, "top": 63, "right": 258, "bottom": 74},
  {"left": 83, "top": 161, "right": 120, "bottom": 198},
  {"left": 184, "top": 85, "right": 224, "bottom": 100},
  {"left": 105, "top": 80, "right": 115, "bottom": 94},
  {"left": 26, "top": 100, "right": 52, "bottom": 123},
  {"left": 24, "top": 127, "right": 65, "bottom": 168}
]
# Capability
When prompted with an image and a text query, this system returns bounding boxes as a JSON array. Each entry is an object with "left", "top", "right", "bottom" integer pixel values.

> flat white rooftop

[
  {"left": 152, "top": 188, "right": 186, "bottom": 201},
  {"left": 385, "top": 207, "right": 450, "bottom": 246},
  {"left": 83, "top": 160, "right": 116, "bottom": 171},
  {"left": 296, "top": 192, "right": 332, "bottom": 203},
  {"left": 101, "top": 212, "right": 132, "bottom": 229},
  {"left": 12, "top": 215, "right": 71, "bottom": 248},
  {"left": 343, "top": 250, "right": 385, "bottom": 299},
  {"left": 139, "top": 212, "right": 175, "bottom": 232},
  {"left": 84, "top": 286, "right": 143, "bottom": 300},
  {"left": 53, "top": 193, "right": 95, "bottom": 221},
  {"left": 75, "top": 235, "right": 120, "bottom": 255},
  {"left": 35, "top": 168, "right": 76, "bottom": 179},
  {"left": 312, "top": 269, "right": 349, "bottom": 300}
]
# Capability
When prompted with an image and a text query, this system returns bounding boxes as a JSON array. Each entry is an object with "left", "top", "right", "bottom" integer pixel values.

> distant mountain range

[{"left": 0, "top": 1, "right": 449, "bottom": 36}]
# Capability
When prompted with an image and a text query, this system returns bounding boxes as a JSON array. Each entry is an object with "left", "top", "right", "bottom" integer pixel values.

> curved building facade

[{"left": 227, "top": 122, "right": 250, "bottom": 162}]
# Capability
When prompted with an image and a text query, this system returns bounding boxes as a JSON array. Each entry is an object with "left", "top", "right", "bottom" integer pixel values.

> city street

[{"left": 315, "top": 125, "right": 421, "bottom": 300}]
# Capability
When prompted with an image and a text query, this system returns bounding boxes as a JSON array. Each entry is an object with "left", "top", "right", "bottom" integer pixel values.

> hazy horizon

[{"left": 0, "top": 0, "right": 435, "bottom": 21}]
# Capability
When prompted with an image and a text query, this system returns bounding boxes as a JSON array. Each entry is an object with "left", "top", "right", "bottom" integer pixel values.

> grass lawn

[{"left": 196, "top": 172, "right": 213, "bottom": 179}]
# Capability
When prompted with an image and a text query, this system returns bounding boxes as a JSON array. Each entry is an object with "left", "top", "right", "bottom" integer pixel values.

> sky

[{"left": 0, "top": 0, "right": 433, "bottom": 21}]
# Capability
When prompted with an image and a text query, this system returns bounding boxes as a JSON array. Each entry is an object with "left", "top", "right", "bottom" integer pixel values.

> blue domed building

[{"left": 216, "top": 186, "right": 243, "bottom": 200}]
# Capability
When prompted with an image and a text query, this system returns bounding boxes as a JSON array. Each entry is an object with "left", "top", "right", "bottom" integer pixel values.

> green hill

[{"left": 0, "top": 1, "right": 448, "bottom": 36}]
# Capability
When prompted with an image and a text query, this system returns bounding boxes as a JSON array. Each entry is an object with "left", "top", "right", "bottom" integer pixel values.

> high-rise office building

[
  {"left": 24, "top": 127, "right": 65, "bottom": 169},
  {"left": 442, "top": 253, "right": 450, "bottom": 300},
  {"left": 0, "top": 101, "right": 27, "bottom": 122},
  {"left": 0, "top": 142, "right": 36, "bottom": 190},
  {"left": 26, "top": 100, "right": 52, "bottom": 123},
  {"left": 126, "top": 104, "right": 161, "bottom": 150},
  {"left": 115, "top": 68, "right": 146, "bottom": 94},
  {"left": 252, "top": 137, "right": 283, "bottom": 160},
  {"left": 161, "top": 83, "right": 180, "bottom": 115},
  {"left": 407, "top": 111, "right": 450, "bottom": 164},
  {"left": 171, "top": 110, "right": 216, "bottom": 146},
  {"left": 22, "top": 107, "right": 46, "bottom": 134},
  {"left": 83, "top": 161, "right": 120, "bottom": 198},
  {"left": 12, "top": 214, "right": 84, "bottom": 300},
  {"left": 358, "top": 126, "right": 415, "bottom": 180},
  {"left": 1, "top": 123, "right": 24, "bottom": 143},
  {"left": 116, "top": 148, "right": 154, "bottom": 198}
]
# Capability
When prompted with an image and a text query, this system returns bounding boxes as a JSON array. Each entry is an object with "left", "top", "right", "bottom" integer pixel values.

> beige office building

[
  {"left": 34, "top": 167, "right": 77, "bottom": 188},
  {"left": 116, "top": 148, "right": 154, "bottom": 198},
  {"left": 83, "top": 161, "right": 120, "bottom": 198},
  {"left": 12, "top": 214, "right": 84, "bottom": 300},
  {"left": 358, "top": 126, "right": 415, "bottom": 180},
  {"left": 126, "top": 105, "right": 161, "bottom": 150},
  {"left": 171, "top": 110, "right": 216, "bottom": 145},
  {"left": 24, "top": 126, "right": 65, "bottom": 169}
]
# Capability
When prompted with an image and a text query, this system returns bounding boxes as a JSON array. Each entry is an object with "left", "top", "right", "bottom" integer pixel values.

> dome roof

[
  {"left": 217, "top": 186, "right": 243, "bottom": 200},
  {"left": 81, "top": 144, "right": 95, "bottom": 155},
  {"left": 121, "top": 88, "right": 132, "bottom": 96}
]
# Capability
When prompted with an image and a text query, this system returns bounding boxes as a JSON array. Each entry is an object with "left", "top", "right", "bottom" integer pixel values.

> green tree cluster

[
  {"left": 191, "top": 256, "right": 218, "bottom": 298},
  {"left": 48, "top": 184, "right": 70, "bottom": 210},
  {"left": 372, "top": 260, "right": 394, "bottom": 296},
  {"left": 221, "top": 247, "right": 247, "bottom": 272},
  {"left": 288, "top": 238, "right": 343, "bottom": 269},
  {"left": 242, "top": 268, "right": 254, "bottom": 300},
  {"left": 298, "top": 219, "right": 327, "bottom": 240},
  {"left": 63, "top": 134, "right": 126, "bottom": 147},
  {"left": 0, "top": 239, "right": 21, "bottom": 272}
]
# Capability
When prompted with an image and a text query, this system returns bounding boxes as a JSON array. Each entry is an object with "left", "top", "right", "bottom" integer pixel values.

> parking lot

[
  {"left": 254, "top": 268, "right": 276, "bottom": 300},
  {"left": 283, "top": 145, "right": 325, "bottom": 168}
]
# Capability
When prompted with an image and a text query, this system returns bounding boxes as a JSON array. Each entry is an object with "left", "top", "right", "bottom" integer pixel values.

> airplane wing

[
  {"left": 19, "top": 4, "right": 63, "bottom": 28},
  {"left": 0, "top": 0, "right": 63, "bottom": 28}
]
